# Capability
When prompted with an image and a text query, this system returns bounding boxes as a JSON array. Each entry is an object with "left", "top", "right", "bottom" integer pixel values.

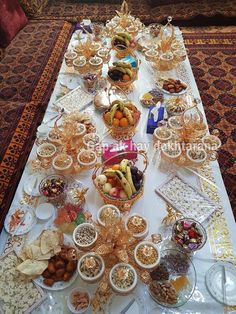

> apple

[
  {"left": 119, "top": 190, "right": 127, "bottom": 199},
  {"left": 109, "top": 187, "right": 119, "bottom": 197}
]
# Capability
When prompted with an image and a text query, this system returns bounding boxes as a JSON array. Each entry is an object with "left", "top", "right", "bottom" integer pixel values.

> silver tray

[{"left": 155, "top": 172, "right": 217, "bottom": 223}]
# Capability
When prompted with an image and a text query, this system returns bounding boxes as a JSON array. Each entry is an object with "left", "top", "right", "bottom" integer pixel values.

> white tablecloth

[{"left": 1, "top": 29, "right": 236, "bottom": 314}]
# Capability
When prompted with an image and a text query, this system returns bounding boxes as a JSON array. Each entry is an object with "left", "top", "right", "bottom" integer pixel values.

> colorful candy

[{"left": 173, "top": 219, "right": 205, "bottom": 252}]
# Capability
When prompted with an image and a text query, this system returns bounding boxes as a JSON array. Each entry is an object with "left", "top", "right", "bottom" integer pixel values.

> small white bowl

[
  {"left": 35, "top": 203, "right": 54, "bottom": 220},
  {"left": 109, "top": 263, "right": 137, "bottom": 295},
  {"left": 37, "top": 143, "right": 57, "bottom": 159},
  {"left": 67, "top": 287, "right": 90, "bottom": 314},
  {"left": 125, "top": 213, "right": 148, "bottom": 238},
  {"left": 202, "top": 134, "right": 221, "bottom": 151},
  {"left": 134, "top": 241, "right": 160, "bottom": 270},
  {"left": 78, "top": 252, "right": 105, "bottom": 283},
  {"left": 97, "top": 204, "right": 120, "bottom": 226},
  {"left": 52, "top": 153, "right": 73, "bottom": 173},
  {"left": 37, "top": 124, "right": 49, "bottom": 137},
  {"left": 73, "top": 223, "right": 98, "bottom": 249},
  {"left": 186, "top": 148, "right": 207, "bottom": 164},
  {"left": 75, "top": 123, "right": 86, "bottom": 137},
  {"left": 77, "top": 150, "right": 97, "bottom": 168},
  {"left": 82, "top": 133, "right": 101, "bottom": 150},
  {"left": 153, "top": 127, "right": 172, "bottom": 142}
]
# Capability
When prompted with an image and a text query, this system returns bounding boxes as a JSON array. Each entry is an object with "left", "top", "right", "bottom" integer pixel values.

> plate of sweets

[
  {"left": 149, "top": 249, "right": 196, "bottom": 308},
  {"left": 17, "top": 230, "right": 78, "bottom": 290},
  {"left": 156, "top": 78, "right": 187, "bottom": 96},
  {"left": 140, "top": 89, "right": 164, "bottom": 108},
  {"left": 4, "top": 205, "right": 37, "bottom": 236}
]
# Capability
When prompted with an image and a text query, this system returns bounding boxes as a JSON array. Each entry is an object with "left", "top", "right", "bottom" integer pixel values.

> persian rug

[
  {"left": 182, "top": 26, "right": 236, "bottom": 219},
  {"left": 0, "top": 20, "right": 73, "bottom": 230},
  {"left": 34, "top": 0, "right": 236, "bottom": 24}
]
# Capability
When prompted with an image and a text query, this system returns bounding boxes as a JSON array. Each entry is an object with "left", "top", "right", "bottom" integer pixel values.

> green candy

[{"left": 75, "top": 212, "right": 85, "bottom": 225}]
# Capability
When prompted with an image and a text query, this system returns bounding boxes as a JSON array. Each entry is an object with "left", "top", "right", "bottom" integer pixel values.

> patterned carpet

[
  {"left": 0, "top": 21, "right": 74, "bottom": 230},
  {"left": 34, "top": 0, "right": 236, "bottom": 25},
  {"left": 182, "top": 26, "right": 236, "bottom": 218}
]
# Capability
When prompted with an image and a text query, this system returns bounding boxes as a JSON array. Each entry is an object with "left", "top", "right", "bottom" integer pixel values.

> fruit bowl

[
  {"left": 107, "top": 60, "right": 138, "bottom": 92},
  {"left": 103, "top": 99, "right": 141, "bottom": 140},
  {"left": 92, "top": 151, "right": 148, "bottom": 212},
  {"left": 111, "top": 32, "right": 136, "bottom": 58}
]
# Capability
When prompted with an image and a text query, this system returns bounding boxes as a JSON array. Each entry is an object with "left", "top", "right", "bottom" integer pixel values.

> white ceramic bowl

[
  {"left": 75, "top": 123, "right": 86, "bottom": 137},
  {"left": 35, "top": 203, "right": 54, "bottom": 220},
  {"left": 77, "top": 150, "right": 97, "bottom": 168},
  {"left": 37, "top": 124, "right": 49, "bottom": 137},
  {"left": 153, "top": 127, "right": 172, "bottom": 142},
  {"left": 67, "top": 287, "right": 90, "bottom": 314},
  {"left": 97, "top": 204, "right": 120, "bottom": 226},
  {"left": 73, "top": 223, "right": 98, "bottom": 249},
  {"left": 37, "top": 143, "right": 57, "bottom": 159},
  {"left": 78, "top": 252, "right": 105, "bottom": 283},
  {"left": 134, "top": 241, "right": 160, "bottom": 270},
  {"left": 186, "top": 148, "right": 207, "bottom": 164},
  {"left": 202, "top": 134, "right": 221, "bottom": 151},
  {"left": 109, "top": 263, "right": 137, "bottom": 294},
  {"left": 52, "top": 153, "right": 73, "bottom": 173},
  {"left": 82, "top": 133, "right": 101, "bottom": 150},
  {"left": 125, "top": 213, "right": 148, "bottom": 238}
]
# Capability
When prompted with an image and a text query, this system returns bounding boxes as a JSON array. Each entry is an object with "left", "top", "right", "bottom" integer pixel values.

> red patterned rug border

[{"left": 0, "top": 21, "right": 73, "bottom": 228}]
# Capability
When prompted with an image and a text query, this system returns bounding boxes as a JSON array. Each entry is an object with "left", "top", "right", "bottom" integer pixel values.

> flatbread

[
  {"left": 17, "top": 259, "right": 48, "bottom": 276},
  {"left": 40, "top": 230, "right": 63, "bottom": 255}
]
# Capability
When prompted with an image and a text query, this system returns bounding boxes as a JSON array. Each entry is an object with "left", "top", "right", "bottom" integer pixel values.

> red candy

[
  {"left": 188, "top": 230, "right": 197, "bottom": 238},
  {"left": 183, "top": 222, "right": 191, "bottom": 230}
]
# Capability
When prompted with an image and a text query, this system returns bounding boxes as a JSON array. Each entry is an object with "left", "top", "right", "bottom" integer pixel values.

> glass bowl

[
  {"left": 39, "top": 174, "right": 67, "bottom": 201},
  {"left": 149, "top": 249, "right": 196, "bottom": 308},
  {"left": 172, "top": 218, "right": 207, "bottom": 253}
]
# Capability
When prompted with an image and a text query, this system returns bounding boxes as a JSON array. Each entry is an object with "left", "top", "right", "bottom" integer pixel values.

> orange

[
  {"left": 122, "top": 74, "right": 131, "bottom": 82},
  {"left": 112, "top": 164, "right": 120, "bottom": 170},
  {"left": 119, "top": 117, "right": 129, "bottom": 127},
  {"left": 114, "top": 110, "right": 123, "bottom": 120},
  {"left": 104, "top": 112, "right": 111, "bottom": 123},
  {"left": 112, "top": 118, "right": 120, "bottom": 126}
]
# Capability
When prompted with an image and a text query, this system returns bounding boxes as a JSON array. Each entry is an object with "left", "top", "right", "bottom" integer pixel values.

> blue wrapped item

[
  {"left": 146, "top": 103, "right": 166, "bottom": 134},
  {"left": 121, "top": 55, "right": 138, "bottom": 68}
]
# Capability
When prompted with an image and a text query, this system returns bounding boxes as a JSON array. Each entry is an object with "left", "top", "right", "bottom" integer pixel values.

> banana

[
  {"left": 113, "top": 62, "right": 132, "bottom": 69},
  {"left": 125, "top": 68, "right": 133, "bottom": 79},
  {"left": 117, "top": 32, "right": 132, "bottom": 42},
  {"left": 112, "top": 100, "right": 123, "bottom": 106},
  {"left": 103, "top": 169, "right": 117, "bottom": 177},
  {"left": 114, "top": 35, "right": 126, "bottom": 42},
  {"left": 124, "top": 38, "right": 130, "bottom": 48},
  {"left": 121, "top": 63, "right": 132, "bottom": 69},
  {"left": 118, "top": 102, "right": 125, "bottom": 112},
  {"left": 120, "top": 159, "right": 129, "bottom": 173},
  {"left": 109, "top": 103, "right": 119, "bottom": 124},
  {"left": 115, "top": 170, "right": 133, "bottom": 198},
  {"left": 124, "top": 101, "right": 135, "bottom": 110},
  {"left": 125, "top": 166, "right": 136, "bottom": 194},
  {"left": 112, "top": 66, "right": 127, "bottom": 74},
  {"left": 123, "top": 107, "right": 134, "bottom": 125}
]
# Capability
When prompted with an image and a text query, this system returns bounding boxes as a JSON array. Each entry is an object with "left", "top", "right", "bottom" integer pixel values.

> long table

[{"left": 1, "top": 28, "right": 236, "bottom": 314}]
